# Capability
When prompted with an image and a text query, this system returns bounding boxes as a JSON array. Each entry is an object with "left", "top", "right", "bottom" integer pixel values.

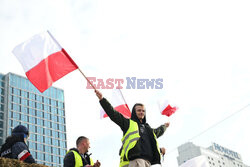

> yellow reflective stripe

[
  {"left": 67, "top": 150, "right": 83, "bottom": 167},
  {"left": 120, "top": 120, "right": 140, "bottom": 167},
  {"left": 90, "top": 157, "right": 94, "bottom": 165},
  {"left": 120, "top": 159, "right": 129, "bottom": 167},
  {"left": 121, "top": 130, "right": 139, "bottom": 153},
  {"left": 124, "top": 137, "right": 140, "bottom": 157},
  {"left": 122, "top": 130, "right": 139, "bottom": 144},
  {"left": 153, "top": 132, "right": 161, "bottom": 159}
]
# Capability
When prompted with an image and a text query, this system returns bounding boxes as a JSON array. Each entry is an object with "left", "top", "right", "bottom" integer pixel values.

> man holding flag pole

[
  {"left": 95, "top": 89, "right": 169, "bottom": 167},
  {"left": 12, "top": 30, "right": 172, "bottom": 167}
]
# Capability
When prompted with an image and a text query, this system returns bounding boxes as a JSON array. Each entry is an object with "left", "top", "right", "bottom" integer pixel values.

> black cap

[{"left": 12, "top": 125, "right": 29, "bottom": 136}]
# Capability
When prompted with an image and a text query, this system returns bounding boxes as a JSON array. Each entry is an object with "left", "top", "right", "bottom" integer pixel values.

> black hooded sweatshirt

[{"left": 100, "top": 98, "right": 166, "bottom": 165}]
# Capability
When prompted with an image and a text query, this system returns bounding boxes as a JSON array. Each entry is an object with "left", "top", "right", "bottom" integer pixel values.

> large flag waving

[
  {"left": 158, "top": 99, "right": 178, "bottom": 117},
  {"left": 12, "top": 31, "right": 78, "bottom": 93},
  {"left": 100, "top": 89, "right": 131, "bottom": 119},
  {"left": 179, "top": 156, "right": 210, "bottom": 167}
]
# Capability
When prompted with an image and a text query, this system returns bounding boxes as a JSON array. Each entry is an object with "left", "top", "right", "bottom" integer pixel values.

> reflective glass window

[
  {"left": 58, "top": 102, "right": 64, "bottom": 109},
  {"left": 0, "top": 88, "right": 4, "bottom": 95},
  {"left": 29, "top": 124, "right": 35, "bottom": 133},
  {"left": 29, "top": 109, "right": 36, "bottom": 116},
  {"left": 37, "top": 103, "right": 42, "bottom": 110},
  {"left": 13, "top": 104, "right": 20, "bottom": 112},
  {"left": 13, "top": 88, "right": 20, "bottom": 96},
  {"left": 52, "top": 146, "right": 58, "bottom": 154},
  {"left": 29, "top": 133, "right": 35, "bottom": 141},
  {"left": 52, "top": 115, "right": 57, "bottom": 122},
  {"left": 58, "top": 109, "right": 64, "bottom": 116},
  {"left": 21, "top": 114, "right": 28, "bottom": 122},
  {"left": 36, "top": 95, "right": 43, "bottom": 102},
  {"left": 52, "top": 130, "right": 56, "bottom": 138},
  {"left": 51, "top": 107, "right": 57, "bottom": 115},
  {"left": 29, "top": 93, "right": 35, "bottom": 100},
  {"left": 45, "top": 136, "right": 51, "bottom": 145},
  {"left": 29, "top": 116, "right": 35, "bottom": 124},
  {"left": 0, "top": 104, "right": 3, "bottom": 111},
  {"left": 29, "top": 101, "right": 35, "bottom": 108},
  {"left": 51, "top": 100, "right": 56, "bottom": 107},
  {"left": 21, "top": 99, "right": 28, "bottom": 106},
  {"left": 44, "top": 98, "right": 50, "bottom": 105},
  {"left": 21, "top": 91, "right": 28, "bottom": 98},
  {"left": 21, "top": 106, "right": 28, "bottom": 114},
  {"left": 1, "top": 96, "right": 4, "bottom": 103}
]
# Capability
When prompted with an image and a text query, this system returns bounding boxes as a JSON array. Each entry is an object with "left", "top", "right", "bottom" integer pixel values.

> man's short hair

[
  {"left": 76, "top": 136, "right": 88, "bottom": 147},
  {"left": 132, "top": 103, "right": 144, "bottom": 112}
]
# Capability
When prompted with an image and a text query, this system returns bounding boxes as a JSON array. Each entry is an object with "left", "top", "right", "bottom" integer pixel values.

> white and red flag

[
  {"left": 158, "top": 99, "right": 178, "bottom": 117},
  {"left": 12, "top": 31, "right": 78, "bottom": 93},
  {"left": 100, "top": 89, "right": 131, "bottom": 119},
  {"left": 179, "top": 156, "right": 210, "bottom": 167}
]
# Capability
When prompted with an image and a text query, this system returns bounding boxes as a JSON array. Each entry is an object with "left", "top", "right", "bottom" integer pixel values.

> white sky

[{"left": 1, "top": 0, "right": 250, "bottom": 166}]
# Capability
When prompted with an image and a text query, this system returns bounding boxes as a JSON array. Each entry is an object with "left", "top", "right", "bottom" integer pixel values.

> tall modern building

[
  {"left": 177, "top": 142, "right": 249, "bottom": 167},
  {"left": 0, "top": 72, "right": 67, "bottom": 166}
]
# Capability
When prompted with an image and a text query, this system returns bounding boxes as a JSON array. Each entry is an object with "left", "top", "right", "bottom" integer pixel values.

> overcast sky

[{"left": 1, "top": 0, "right": 250, "bottom": 166}]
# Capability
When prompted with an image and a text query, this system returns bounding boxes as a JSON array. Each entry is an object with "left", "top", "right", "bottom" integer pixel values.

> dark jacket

[
  {"left": 64, "top": 148, "right": 92, "bottom": 167},
  {"left": 100, "top": 98, "right": 166, "bottom": 165},
  {"left": 0, "top": 135, "right": 35, "bottom": 164}
]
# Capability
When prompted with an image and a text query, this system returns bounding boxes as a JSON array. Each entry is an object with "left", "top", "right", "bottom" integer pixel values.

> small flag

[
  {"left": 179, "top": 156, "right": 210, "bottom": 167},
  {"left": 13, "top": 31, "right": 78, "bottom": 93},
  {"left": 101, "top": 89, "right": 131, "bottom": 119},
  {"left": 158, "top": 99, "right": 178, "bottom": 117}
]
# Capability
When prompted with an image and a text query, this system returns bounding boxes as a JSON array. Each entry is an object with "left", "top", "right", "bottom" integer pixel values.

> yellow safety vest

[
  {"left": 119, "top": 120, "right": 161, "bottom": 167},
  {"left": 67, "top": 150, "right": 94, "bottom": 167}
]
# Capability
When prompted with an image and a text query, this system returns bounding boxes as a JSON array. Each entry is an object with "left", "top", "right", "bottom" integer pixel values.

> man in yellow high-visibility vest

[
  {"left": 95, "top": 90, "right": 169, "bottom": 167},
  {"left": 64, "top": 136, "right": 101, "bottom": 167}
]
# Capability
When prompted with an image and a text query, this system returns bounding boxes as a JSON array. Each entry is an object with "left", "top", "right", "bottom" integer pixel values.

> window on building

[
  {"left": 0, "top": 104, "right": 3, "bottom": 111},
  {"left": 1, "top": 96, "right": 4, "bottom": 103},
  {"left": 21, "top": 114, "right": 28, "bottom": 122},
  {"left": 0, "top": 88, "right": 4, "bottom": 95},
  {"left": 0, "top": 112, "right": 3, "bottom": 119},
  {"left": 21, "top": 106, "right": 28, "bottom": 114}
]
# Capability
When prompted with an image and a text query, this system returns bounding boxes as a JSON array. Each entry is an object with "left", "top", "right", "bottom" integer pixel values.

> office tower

[
  {"left": 0, "top": 72, "right": 67, "bottom": 166},
  {"left": 177, "top": 142, "right": 249, "bottom": 167}
]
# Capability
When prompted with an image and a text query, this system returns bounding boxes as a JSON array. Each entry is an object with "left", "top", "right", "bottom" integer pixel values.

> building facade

[
  {"left": 0, "top": 72, "right": 67, "bottom": 166},
  {"left": 177, "top": 142, "right": 249, "bottom": 167}
]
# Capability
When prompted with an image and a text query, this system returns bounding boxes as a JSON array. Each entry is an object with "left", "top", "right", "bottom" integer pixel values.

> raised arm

[
  {"left": 95, "top": 90, "right": 129, "bottom": 133},
  {"left": 153, "top": 122, "right": 170, "bottom": 138}
]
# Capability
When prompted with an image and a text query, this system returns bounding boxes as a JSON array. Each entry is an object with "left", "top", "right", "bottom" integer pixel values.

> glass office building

[{"left": 0, "top": 72, "right": 67, "bottom": 166}]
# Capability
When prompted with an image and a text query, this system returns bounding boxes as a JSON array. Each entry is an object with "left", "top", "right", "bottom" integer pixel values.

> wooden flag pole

[{"left": 78, "top": 69, "right": 96, "bottom": 90}]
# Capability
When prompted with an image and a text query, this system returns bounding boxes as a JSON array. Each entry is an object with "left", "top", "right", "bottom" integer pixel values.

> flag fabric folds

[
  {"left": 100, "top": 89, "right": 131, "bottom": 119},
  {"left": 179, "top": 156, "right": 210, "bottom": 167},
  {"left": 13, "top": 31, "right": 78, "bottom": 93},
  {"left": 158, "top": 99, "right": 178, "bottom": 117}
]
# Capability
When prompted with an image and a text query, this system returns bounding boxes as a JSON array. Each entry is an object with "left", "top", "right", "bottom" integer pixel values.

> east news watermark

[{"left": 86, "top": 77, "right": 163, "bottom": 89}]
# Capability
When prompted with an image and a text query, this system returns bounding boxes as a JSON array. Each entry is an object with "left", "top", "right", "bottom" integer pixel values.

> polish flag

[
  {"left": 158, "top": 99, "right": 178, "bottom": 117},
  {"left": 100, "top": 89, "right": 131, "bottom": 119},
  {"left": 179, "top": 156, "right": 210, "bottom": 167},
  {"left": 12, "top": 31, "right": 78, "bottom": 93}
]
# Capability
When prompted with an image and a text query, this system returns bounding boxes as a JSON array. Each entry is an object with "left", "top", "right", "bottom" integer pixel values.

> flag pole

[
  {"left": 78, "top": 69, "right": 96, "bottom": 90},
  {"left": 118, "top": 89, "right": 130, "bottom": 111}
]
